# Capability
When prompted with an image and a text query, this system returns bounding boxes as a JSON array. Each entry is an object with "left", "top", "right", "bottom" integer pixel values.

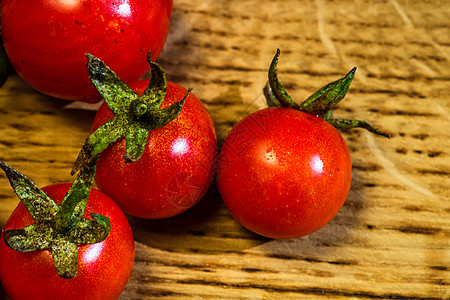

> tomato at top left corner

[{"left": 0, "top": 0, "right": 173, "bottom": 102}]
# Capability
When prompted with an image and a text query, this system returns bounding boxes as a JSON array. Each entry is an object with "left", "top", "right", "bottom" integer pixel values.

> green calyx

[
  {"left": 264, "top": 49, "right": 390, "bottom": 138},
  {"left": 71, "top": 51, "right": 190, "bottom": 175},
  {"left": 0, "top": 160, "right": 110, "bottom": 279}
]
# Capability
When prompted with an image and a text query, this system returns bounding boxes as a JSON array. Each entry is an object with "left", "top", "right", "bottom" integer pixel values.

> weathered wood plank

[{"left": 0, "top": 0, "right": 449, "bottom": 299}]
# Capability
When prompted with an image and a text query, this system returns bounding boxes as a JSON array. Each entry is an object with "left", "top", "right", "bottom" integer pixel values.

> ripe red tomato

[
  {"left": 217, "top": 107, "right": 352, "bottom": 239},
  {"left": 1, "top": 0, "right": 173, "bottom": 101},
  {"left": 0, "top": 183, "right": 135, "bottom": 300},
  {"left": 92, "top": 80, "right": 218, "bottom": 219}
]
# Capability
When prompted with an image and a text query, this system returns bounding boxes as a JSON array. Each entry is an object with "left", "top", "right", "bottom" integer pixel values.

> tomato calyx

[
  {"left": 0, "top": 161, "right": 111, "bottom": 279},
  {"left": 264, "top": 49, "right": 390, "bottom": 138},
  {"left": 71, "top": 51, "right": 191, "bottom": 175}
]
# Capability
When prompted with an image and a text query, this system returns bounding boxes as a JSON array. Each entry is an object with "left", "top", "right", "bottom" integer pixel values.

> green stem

[
  {"left": 0, "top": 161, "right": 111, "bottom": 279},
  {"left": 267, "top": 49, "right": 300, "bottom": 109},
  {"left": 299, "top": 67, "right": 356, "bottom": 117},
  {"left": 53, "top": 162, "right": 97, "bottom": 233},
  {"left": 0, "top": 161, "right": 58, "bottom": 222},
  {"left": 264, "top": 49, "right": 390, "bottom": 138},
  {"left": 263, "top": 81, "right": 281, "bottom": 108},
  {"left": 71, "top": 52, "right": 190, "bottom": 175},
  {"left": 325, "top": 118, "right": 391, "bottom": 138}
]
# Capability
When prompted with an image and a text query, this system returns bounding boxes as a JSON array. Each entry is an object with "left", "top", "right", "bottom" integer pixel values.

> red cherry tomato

[
  {"left": 217, "top": 107, "right": 352, "bottom": 239},
  {"left": 92, "top": 80, "right": 218, "bottom": 219},
  {"left": 0, "top": 183, "right": 135, "bottom": 300},
  {"left": 1, "top": 0, "right": 173, "bottom": 101}
]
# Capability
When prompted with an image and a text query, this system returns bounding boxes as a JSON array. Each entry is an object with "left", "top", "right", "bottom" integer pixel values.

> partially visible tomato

[
  {"left": 1, "top": 0, "right": 173, "bottom": 101},
  {"left": 0, "top": 183, "right": 135, "bottom": 300},
  {"left": 217, "top": 107, "right": 352, "bottom": 239},
  {"left": 92, "top": 80, "right": 218, "bottom": 219}
]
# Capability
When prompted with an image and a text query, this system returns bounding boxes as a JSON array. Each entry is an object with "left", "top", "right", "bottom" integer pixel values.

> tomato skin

[
  {"left": 0, "top": 0, "right": 173, "bottom": 101},
  {"left": 92, "top": 80, "right": 218, "bottom": 219},
  {"left": 0, "top": 183, "right": 135, "bottom": 300},
  {"left": 217, "top": 107, "right": 352, "bottom": 239}
]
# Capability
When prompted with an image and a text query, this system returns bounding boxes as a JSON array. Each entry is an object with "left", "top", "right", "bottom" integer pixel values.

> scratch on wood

[
  {"left": 366, "top": 134, "right": 439, "bottom": 199},
  {"left": 315, "top": 0, "right": 337, "bottom": 56},
  {"left": 389, "top": 0, "right": 414, "bottom": 28}
]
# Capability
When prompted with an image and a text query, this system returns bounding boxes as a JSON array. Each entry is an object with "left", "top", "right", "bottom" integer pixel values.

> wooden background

[{"left": 1, "top": 0, "right": 449, "bottom": 298}]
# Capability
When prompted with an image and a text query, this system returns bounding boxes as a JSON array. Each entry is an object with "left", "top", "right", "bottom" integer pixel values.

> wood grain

[{"left": 1, "top": 0, "right": 449, "bottom": 299}]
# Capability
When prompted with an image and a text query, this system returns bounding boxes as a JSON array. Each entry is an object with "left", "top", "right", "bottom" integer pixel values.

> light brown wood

[{"left": 1, "top": 0, "right": 449, "bottom": 299}]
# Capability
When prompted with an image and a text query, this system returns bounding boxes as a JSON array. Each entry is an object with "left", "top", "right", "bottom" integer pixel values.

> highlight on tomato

[
  {"left": 217, "top": 49, "right": 389, "bottom": 239},
  {"left": 1, "top": 0, "right": 173, "bottom": 101},
  {"left": 0, "top": 161, "right": 135, "bottom": 300},
  {"left": 71, "top": 52, "right": 218, "bottom": 219}
]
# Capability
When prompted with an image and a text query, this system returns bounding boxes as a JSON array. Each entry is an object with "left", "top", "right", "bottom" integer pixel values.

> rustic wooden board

[{"left": 1, "top": 0, "right": 449, "bottom": 299}]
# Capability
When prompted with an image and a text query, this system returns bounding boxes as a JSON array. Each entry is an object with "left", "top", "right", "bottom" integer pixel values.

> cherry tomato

[
  {"left": 1, "top": 0, "right": 173, "bottom": 101},
  {"left": 92, "top": 80, "right": 218, "bottom": 219},
  {"left": 217, "top": 107, "right": 352, "bottom": 239},
  {"left": 0, "top": 183, "right": 135, "bottom": 300}
]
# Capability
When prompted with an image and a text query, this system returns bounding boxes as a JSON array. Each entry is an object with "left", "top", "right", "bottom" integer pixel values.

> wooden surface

[{"left": 1, "top": 0, "right": 449, "bottom": 298}]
